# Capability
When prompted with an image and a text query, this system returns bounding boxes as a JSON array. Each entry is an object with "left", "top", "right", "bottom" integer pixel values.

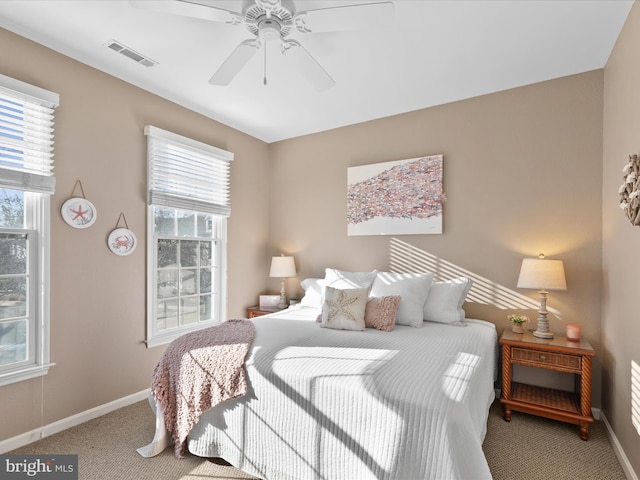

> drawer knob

[{"left": 539, "top": 354, "right": 546, "bottom": 361}]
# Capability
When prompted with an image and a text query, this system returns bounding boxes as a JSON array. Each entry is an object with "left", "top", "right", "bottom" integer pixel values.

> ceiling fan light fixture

[{"left": 258, "top": 18, "right": 282, "bottom": 41}]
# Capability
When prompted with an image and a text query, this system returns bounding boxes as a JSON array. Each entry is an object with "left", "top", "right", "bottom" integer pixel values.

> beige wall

[
  {"left": 603, "top": 1, "right": 640, "bottom": 475},
  {"left": 0, "top": 28, "right": 271, "bottom": 440},
  {"left": 269, "top": 71, "right": 604, "bottom": 401}
]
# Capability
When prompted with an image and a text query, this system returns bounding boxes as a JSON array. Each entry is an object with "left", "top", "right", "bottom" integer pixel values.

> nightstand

[
  {"left": 499, "top": 329, "right": 595, "bottom": 440},
  {"left": 246, "top": 305, "right": 280, "bottom": 318}
]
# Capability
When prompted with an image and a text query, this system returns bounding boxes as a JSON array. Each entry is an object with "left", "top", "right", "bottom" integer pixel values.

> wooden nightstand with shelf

[
  {"left": 246, "top": 305, "right": 280, "bottom": 318},
  {"left": 499, "top": 330, "right": 595, "bottom": 440}
]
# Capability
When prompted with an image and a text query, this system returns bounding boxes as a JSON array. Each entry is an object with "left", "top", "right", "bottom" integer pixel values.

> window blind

[
  {"left": 145, "top": 125, "right": 233, "bottom": 216},
  {"left": 0, "top": 74, "right": 59, "bottom": 195}
]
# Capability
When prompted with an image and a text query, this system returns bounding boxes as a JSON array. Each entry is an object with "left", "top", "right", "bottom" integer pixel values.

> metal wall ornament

[
  {"left": 108, "top": 213, "right": 136, "bottom": 256},
  {"left": 619, "top": 154, "right": 640, "bottom": 226},
  {"left": 61, "top": 180, "right": 97, "bottom": 229}
]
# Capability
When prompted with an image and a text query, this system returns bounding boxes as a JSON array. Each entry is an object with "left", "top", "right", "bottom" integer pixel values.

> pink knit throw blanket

[{"left": 151, "top": 319, "right": 256, "bottom": 458}]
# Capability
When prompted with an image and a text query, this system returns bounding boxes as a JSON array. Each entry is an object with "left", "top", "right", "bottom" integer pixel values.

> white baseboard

[
  {"left": 600, "top": 410, "right": 639, "bottom": 480},
  {"left": 0, "top": 388, "right": 150, "bottom": 454}
]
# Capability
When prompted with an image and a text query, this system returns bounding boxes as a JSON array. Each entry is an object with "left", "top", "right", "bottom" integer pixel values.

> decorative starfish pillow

[{"left": 320, "top": 286, "right": 368, "bottom": 331}]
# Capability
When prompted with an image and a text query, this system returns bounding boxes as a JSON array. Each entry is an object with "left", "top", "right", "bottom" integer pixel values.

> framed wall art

[{"left": 347, "top": 154, "right": 444, "bottom": 236}]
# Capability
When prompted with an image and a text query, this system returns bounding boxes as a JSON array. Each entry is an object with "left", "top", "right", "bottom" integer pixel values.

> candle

[{"left": 566, "top": 324, "right": 581, "bottom": 342}]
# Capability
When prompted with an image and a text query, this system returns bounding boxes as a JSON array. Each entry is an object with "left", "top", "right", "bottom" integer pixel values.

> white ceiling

[{"left": 0, "top": 0, "right": 633, "bottom": 143}]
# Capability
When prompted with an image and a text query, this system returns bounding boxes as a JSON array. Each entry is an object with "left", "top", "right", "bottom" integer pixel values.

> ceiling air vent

[{"left": 106, "top": 40, "right": 157, "bottom": 67}]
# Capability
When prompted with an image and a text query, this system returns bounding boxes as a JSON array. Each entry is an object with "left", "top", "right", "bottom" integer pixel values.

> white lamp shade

[
  {"left": 517, "top": 257, "right": 567, "bottom": 291},
  {"left": 269, "top": 255, "right": 296, "bottom": 278}
]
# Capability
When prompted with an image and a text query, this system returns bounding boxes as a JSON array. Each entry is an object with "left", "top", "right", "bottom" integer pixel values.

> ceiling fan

[{"left": 130, "top": 0, "right": 394, "bottom": 91}]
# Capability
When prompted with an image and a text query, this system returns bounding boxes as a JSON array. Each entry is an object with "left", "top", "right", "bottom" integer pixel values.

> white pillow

[
  {"left": 370, "top": 272, "right": 433, "bottom": 327},
  {"left": 320, "top": 286, "right": 368, "bottom": 331},
  {"left": 323, "top": 268, "right": 378, "bottom": 291},
  {"left": 300, "top": 278, "right": 326, "bottom": 308},
  {"left": 423, "top": 277, "right": 472, "bottom": 326}
]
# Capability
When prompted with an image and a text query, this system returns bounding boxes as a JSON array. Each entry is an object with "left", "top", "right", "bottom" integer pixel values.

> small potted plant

[{"left": 507, "top": 314, "right": 530, "bottom": 334}]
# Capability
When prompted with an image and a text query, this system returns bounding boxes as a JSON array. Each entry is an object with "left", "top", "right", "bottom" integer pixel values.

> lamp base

[
  {"left": 533, "top": 290, "right": 554, "bottom": 339},
  {"left": 277, "top": 278, "right": 288, "bottom": 310},
  {"left": 533, "top": 330, "right": 554, "bottom": 339}
]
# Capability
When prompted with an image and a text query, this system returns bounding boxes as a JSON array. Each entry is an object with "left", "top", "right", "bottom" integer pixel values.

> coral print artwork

[{"left": 347, "top": 155, "right": 444, "bottom": 236}]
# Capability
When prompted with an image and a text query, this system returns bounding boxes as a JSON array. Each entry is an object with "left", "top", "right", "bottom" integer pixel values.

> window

[
  {"left": 145, "top": 126, "right": 233, "bottom": 347},
  {"left": 0, "top": 74, "right": 58, "bottom": 386}
]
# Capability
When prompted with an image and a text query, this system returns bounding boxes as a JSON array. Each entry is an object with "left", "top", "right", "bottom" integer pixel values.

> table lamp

[
  {"left": 516, "top": 253, "right": 567, "bottom": 339},
  {"left": 269, "top": 255, "right": 296, "bottom": 309}
]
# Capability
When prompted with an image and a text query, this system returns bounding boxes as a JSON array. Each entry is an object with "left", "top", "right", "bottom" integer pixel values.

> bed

[{"left": 141, "top": 269, "right": 498, "bottom": 479}]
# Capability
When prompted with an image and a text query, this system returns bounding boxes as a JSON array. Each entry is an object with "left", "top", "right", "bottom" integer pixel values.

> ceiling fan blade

[
  {"left": 209, "top": 39, "right": 262, "bottom": 86},
  {"left": 293, "top": 2, "right": 394, "bottom": 34},
  {"left": 281, "top": 40, "right": 335, "bottom": 92},
  {"left": 129, "top": 0, "right": 241, "bottom": 24}
]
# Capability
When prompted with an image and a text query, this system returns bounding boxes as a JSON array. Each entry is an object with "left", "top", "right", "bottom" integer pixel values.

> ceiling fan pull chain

[{"left": 264, "top": 45, "right": 268, "bottom": 86}]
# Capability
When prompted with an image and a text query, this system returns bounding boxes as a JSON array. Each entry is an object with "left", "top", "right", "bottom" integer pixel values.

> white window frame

[
  {"left": 0, "top": 75, "right": 58, "bottom": 386},
  {"left": 144, "top": 126, "right": 233, "bottom": 348}
]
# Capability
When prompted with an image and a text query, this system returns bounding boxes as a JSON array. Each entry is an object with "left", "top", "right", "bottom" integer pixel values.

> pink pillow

[{"left": 364, "top": 296, "right": 401, "bottom": 332}]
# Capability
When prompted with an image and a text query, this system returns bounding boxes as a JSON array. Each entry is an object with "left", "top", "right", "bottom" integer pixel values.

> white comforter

[{"left": 187, "top": 306, "right": 498, "bottom": 480}]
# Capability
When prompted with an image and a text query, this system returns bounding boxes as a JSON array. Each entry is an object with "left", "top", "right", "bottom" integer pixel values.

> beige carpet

[
  {"left": 9, "top": 398, "right": 627, "bottom": 480},
  {"left": 482, "top": 401, "right": 627, "bottom": 480}
]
